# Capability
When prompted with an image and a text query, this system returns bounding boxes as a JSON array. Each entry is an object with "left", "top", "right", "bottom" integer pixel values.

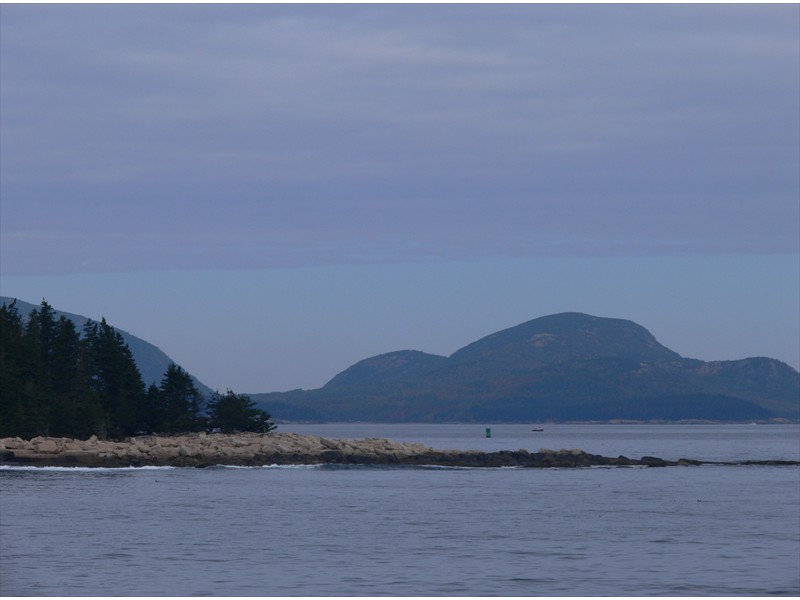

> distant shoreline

[{"left": 2, "top": 432, "right": 797, "bottom": 469}]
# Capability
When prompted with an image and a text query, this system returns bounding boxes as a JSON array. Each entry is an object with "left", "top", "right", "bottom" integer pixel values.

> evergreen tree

[
  {"left": 0, "top": 301, "right": 25, "bottom": 437},
  {"left": 77, "top": 319, "right": 106, "bottom": 436},
  {"left": 156, "top": 363, "right": 205, "bottom": 433},
  {"left": 18, "top": 303, "right": 55, "bottom": 436},
  {"left": 48, "top": 317, "right": 83, "bottom": 437},
  {"left": 0, "top": 298, "right": 249, "bottom": 440},
  {"left": 207, "top": 390, "right": 276, "bottom": 434},
  {"left": 0, "top": 299, "right": 81, "bottom": 438},
  {"left": 142, "top": 383, "right": 164, "bottom": 434},
  {"left": 81, "top": 318, "right": 147, "bottom": 438}
]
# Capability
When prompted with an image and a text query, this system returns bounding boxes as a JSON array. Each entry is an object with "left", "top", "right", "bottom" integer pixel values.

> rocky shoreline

[{"left": 1, "top": 432, "right": 797, "bottom": 469}]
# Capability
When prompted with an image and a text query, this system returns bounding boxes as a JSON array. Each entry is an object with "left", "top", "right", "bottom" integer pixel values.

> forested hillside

[
  {"left": 0, "top": 296, "right": 213, "bottom": 396},
  {"left": 0, "top": 300, "right": 274, "bottom": 439}
]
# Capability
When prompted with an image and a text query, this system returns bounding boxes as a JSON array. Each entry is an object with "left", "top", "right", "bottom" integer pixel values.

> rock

[
  {"left": 4, "top": 432, "right": 787, "bottom": 470},
  {"left": 35, "top": 439, "right": 60, "bottom": 454},
  {"left": 338, "top": 444, "right": 356, "bottom": 457},
  {"left": 152, "top": 446, "right": 180, "bottom": 460},
  {"left": 3, "top": 438, "right": 28, "bottom": 450},
  {"left": 317, "top": 449, "right": 340, "bottom": 462},
  {"left": 233, "top": 448, "right": 255, "bottom": 461}
]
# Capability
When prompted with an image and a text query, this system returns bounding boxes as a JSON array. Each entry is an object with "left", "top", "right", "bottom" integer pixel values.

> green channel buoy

[{"left": 485, "top": 427, "right": 492, "bottom": 438}]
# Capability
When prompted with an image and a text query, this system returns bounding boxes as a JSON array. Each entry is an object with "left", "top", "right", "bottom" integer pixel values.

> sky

[{"left": 1, "top": 4, "right": 798, "bottom": 393}]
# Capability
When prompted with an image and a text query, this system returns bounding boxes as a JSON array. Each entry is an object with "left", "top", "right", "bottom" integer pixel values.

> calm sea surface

[{"left": 1, "top": 424, "right": 798, "bottom": 596}]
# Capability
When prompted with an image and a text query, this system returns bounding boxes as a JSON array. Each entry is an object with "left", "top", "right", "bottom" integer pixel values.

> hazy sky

[{"left": 1, "top": 4, "right": 798, "bottom": 392}]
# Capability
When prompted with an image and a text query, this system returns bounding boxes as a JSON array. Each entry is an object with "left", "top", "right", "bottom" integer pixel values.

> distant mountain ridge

[
  {"left": 4, "top": 298, "right": 796, "bottom": 422},
  {"left": 1, "top": 297, "right": 213, "bottom": 398},
  {"left": 252, "top": 312, "right": 799, "bottom": 423}
]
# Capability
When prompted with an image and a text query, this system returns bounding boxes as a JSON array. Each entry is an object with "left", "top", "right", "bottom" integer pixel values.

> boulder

[
  {"left": 64, "top": 441, "right": 83, "bottom": 452},
  {"left": 2, "top": 438, "right": 28, "bottom": 450},
  {"left": 319, "top": 437, "right": 338, "bottom": 450},
  {"left": 35, "top": 439, "right": 60, "bottom": 454},
  {"left": 152, "top": 446, "right": 180, "bottom": 460},
  {"left": 237, "top": 449, "right": 256, "bottom": 461}
]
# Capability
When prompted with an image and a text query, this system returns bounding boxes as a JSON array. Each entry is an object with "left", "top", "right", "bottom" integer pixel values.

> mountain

[
  {"left": 5, "top": 299, "right": 795, "bottom": 422},
  {"left": 1, "top": 297, "right": 213, "bottom": 398},
  {"left": 449, "top": 312, "right": 682, "bottom": 368},
  {"left": 252, "top": 312, "right": 799, "bottom": 423},
  {"left": 324, "top": 350, "right": 449, "bottom": 390}
]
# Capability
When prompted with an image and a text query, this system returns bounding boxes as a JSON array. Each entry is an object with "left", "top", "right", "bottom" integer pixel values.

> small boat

[{"left": 531, "top": 426, "right": 544, "bottom": 432}]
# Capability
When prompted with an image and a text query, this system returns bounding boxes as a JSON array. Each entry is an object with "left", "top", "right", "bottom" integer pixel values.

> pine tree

[
  {"left": 157, "top": 363, "right": 205, "bottom": 433},
  {"left": 142, "top": 383, "right": 164, "bottom": 434},
  {"left": 0, "top": 301, "right": 25, "bottom": 437},
  {"left": 47, "top": 317, "right": 83, "bottom": 437},
  {"left": 17, "top": 303, "right": 54, "bottom": 436},
  {"left": 207, "top": 390, "right": 276, "bottom": 434},
  {"left": 77, "top": 319, "right": 106, "bottom": 437},
  {"left": 82, "top": 319, "right": 147, "bottom": 438},
  {"left": 0, "top": 299, "right": 236, "bottom": 440}
]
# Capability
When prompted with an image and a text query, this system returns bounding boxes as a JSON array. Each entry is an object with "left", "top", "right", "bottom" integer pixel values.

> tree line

[{"left": 0, "top": 299, "right": 276, "bottom": 439}]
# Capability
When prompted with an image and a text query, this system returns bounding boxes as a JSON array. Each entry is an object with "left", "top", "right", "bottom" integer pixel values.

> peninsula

[{"left": 1, "top": 433, "right": 796, "bottom": 469}]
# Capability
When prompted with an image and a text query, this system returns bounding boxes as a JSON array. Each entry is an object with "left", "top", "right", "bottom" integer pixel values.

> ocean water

[{"left": 1, "top": 424, "right": 798, "bottom": 596}]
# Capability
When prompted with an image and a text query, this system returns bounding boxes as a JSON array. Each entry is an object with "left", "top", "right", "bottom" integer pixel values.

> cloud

[{"left": 1, "top": 4, "right": 798, "bottom": 275}]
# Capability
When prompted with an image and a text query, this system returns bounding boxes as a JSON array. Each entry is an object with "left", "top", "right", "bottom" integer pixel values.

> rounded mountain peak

[
  {"left": 448, "top": 312, "right": 681, "bottom": 367},
  {"left": 324, "top": 350, "right": 448, "bottom": 389}
]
